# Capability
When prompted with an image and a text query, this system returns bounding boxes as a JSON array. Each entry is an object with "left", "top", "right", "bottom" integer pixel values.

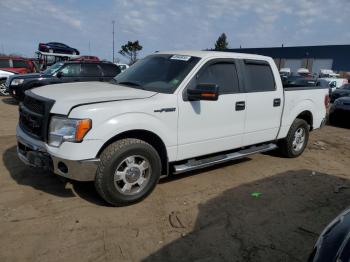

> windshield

[
  {"left": 42, "top": 62, "right": 64, "bottom": 75},
  {"left": 113, "top": 54, "right": 200, "bottom": 93}
]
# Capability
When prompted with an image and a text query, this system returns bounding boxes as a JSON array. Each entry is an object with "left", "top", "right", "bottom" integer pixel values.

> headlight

[
  {"left": 48, "top": 116, "right": 92, "bottom": 147},
  {"left": 11, "top": 79, "right": 24, "bottom": 86}
]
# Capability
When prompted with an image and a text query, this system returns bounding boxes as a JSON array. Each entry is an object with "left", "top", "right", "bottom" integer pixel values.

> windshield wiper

[
  {"left": 117, "top": 81, "right": 145, "bottom": 90},
  {"left": 117, "top": 81, "right": 141, "bottom": 87}
]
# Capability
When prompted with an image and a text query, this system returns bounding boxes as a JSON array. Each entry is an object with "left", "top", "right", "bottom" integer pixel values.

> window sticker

[{"left": 170, "top": 55, "right": 191, "bottom": 61}]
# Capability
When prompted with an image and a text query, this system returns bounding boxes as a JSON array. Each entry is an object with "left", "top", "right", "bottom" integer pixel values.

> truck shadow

[
  {"left": 143, "top": 170, "right": 350, "bottom": 262},
  {"left": 1, "top": 97, "right": 19, "bottom": 105},
  {"left": 3, "top": 145, "right": 75, "bottom": 198},
  {"left": 2, "top": 145, "right": 125, "bottom": 206}
]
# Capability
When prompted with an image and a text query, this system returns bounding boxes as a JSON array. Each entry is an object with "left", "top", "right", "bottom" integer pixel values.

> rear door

[
  {"left": 177, "top": 59, "right": 246, "bottom": 160},
  {"left": 239, "top": 59, "right": 283, "bottom": 146},
  {"left": 81, "top": 64, "right": 103, "bottom": 81}
]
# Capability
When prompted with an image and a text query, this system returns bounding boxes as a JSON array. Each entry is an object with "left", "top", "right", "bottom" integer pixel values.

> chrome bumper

[{"left": 17, "top": 131, "right": 99, "bottom": 182}]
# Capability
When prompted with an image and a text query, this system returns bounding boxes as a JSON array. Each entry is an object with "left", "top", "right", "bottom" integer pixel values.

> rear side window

[
  {"left": 13, "top": 60, "right": 29, "bottom": 68},
  {"left": 100, "top": 63, "right": 121, "bottom": 77},
  {"left": 0, "top": 59, "right": 10, "bottom": 67},
  {"left": 81, "top": 64, "right": 102, "bottom": 77},
  {"left": 197, "top": 62, "right": 239, "bottom": 94},
  {"left": 243, "top": 60, "right": 275, "bottom": 92}
]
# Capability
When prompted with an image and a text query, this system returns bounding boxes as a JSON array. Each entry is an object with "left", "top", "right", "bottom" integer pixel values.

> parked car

[
  {"left": 0, "top": 56, "right": 36, "bottom": 74},
  {"left": 6, "top": 61, "right": 120, "bottom": 100},
  {"left": 16, "top": 51, "right": 328, "bottom": 205},
  {"left": 0, "top": 69, "right": 17, "bottom": 96},
  {"left": 308, "top": 207, "right": 350, "bottom": 262},
  {"left": 71, "top": 56, "right": 100, "bottom": 62},
  {"left": 329, "top": 96, "right": 350, "bottom": 125},
  {"left": 38, "top": 42, "right": 80, "bottom": 55},
  {"left": 330, "top": 84, "right": 350, "bottom": 103},
  {"left": 319, "top": 77, "right": 348, "bottom": 92},
  {"left": 282, "top": 75, "right": 317, "bottom": 87}
]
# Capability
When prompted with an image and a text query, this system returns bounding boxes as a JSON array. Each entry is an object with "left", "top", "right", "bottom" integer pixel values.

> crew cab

[
  {"left": 16, "top": 51, "right": 329, "bottom": 206},
  {"left": 7, "top": 61, "right": 121, "bottom": 100}
]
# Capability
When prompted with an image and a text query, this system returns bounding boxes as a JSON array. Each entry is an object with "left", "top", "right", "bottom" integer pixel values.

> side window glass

[
  {"left": 243, "top": 61, "right": 275, "bottom": 92},
  {"left": 197, "top": 63, "right": 239, "bottom": 94},
  {"left": 82, "top": 64, "right": 102, "bottom": 77},
  {"left": 60, "top": 64, "right": 81, "bottom": 76}
]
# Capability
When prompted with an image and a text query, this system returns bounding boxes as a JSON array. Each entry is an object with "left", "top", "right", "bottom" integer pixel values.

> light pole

[{"left": 112, "top": 20, "right": 115, "bottom": 63}]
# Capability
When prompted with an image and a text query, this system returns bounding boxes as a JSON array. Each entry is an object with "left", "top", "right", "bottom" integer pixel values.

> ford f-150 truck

[{"left": 16, "top": 51, "right": 329, "bottom": 206}]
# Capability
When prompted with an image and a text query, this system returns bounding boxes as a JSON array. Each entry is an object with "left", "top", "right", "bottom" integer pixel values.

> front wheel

[
  {"left": 278, "top": 119, "right": 309, "bottom": 158},
  {"left": 95, "top": 138, "right": 161, "bottom": 206}
]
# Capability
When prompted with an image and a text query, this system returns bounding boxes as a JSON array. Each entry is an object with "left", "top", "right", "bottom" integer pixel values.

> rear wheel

[
  {"left": 278, "top": 119, "right": 309, "bottom": 158},
  {"left": 95, "top": 138, "right": 161, "bottom": 206}
]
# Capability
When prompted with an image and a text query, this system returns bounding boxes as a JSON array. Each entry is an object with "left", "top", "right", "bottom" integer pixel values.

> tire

[
  {"left": 278, "top": 118, "right": 309, "bottom": 158},
  {"left": 95, "top": 138, "right": 162, "bottom": 206}
]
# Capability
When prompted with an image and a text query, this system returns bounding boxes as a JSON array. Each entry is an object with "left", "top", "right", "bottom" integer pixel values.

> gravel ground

[{"left": 0, "top": 96, "right": 349, "bottom": 262}]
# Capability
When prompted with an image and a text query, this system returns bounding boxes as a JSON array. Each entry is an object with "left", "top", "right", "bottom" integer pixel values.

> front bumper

[{"left": 17, "top": 127, "right": 99, "bottom": 181}]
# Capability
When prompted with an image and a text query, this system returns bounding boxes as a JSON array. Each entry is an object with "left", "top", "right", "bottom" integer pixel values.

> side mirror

[
  {"left": 56, "top": 71, "right": 63, "bottom": 78},
  {"left": 330, "top": 82, "right": 336, "bottom": 88},
  {"left": 187, "top": 83, "right": 219, "bottom": 101}
]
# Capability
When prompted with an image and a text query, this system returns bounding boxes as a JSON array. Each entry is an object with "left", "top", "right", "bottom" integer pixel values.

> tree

[
  {"left": 119, "top": 41, "right": 143, "bottom": 65},
  {"left": 214, "top": 33, "right": 229, "bottom": 51}
]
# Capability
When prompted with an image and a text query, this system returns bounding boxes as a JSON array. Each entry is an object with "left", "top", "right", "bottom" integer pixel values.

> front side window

[
  {"left": 42, "top": 62, "right": 64, "bottom": 75},
  {"left": 243, "top": 60, "right": 275, "bottom": 92},
  {"left": 0, "top": 59, "right": 10, "bottom": 67},
  {"left": 113, "top": 54, "right": 200, "bottom": 93},
  {"left": 60, "top": 64, "right": 81, "bottom": 77},
  {"left": 13, "top": 60, "right": 29, "bottom": 68},
  {"left": 197, "top": 62, "right": 239, "bottom": 94}
]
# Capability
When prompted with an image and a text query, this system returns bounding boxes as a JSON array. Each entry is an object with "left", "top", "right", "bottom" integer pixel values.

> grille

[
  {"left": 23, "top": 95, "right": 45, "bottom": 114},
  {"left": 19, "top": 92, "right": 54, "bottom": 141}
]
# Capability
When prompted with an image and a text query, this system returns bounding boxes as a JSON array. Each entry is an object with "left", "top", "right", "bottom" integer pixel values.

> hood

[
  {"left": 11, "top": 73, "right": 50, "bottom": 80},
  {"left": 31, "top": 81, "right": 157, "bottom": 114},
  {"left": 333, "top": 89, "right": 350, "bottom": 94}
]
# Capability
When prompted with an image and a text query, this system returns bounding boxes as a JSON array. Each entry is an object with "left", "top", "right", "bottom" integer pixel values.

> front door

[{"left": 177, "top": 60, "right": 246, "bottom": 161}]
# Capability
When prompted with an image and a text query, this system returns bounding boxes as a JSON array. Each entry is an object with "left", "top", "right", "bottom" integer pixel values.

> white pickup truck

[{"left": 16, "top": 51, "right": 329, "bottom": 205}]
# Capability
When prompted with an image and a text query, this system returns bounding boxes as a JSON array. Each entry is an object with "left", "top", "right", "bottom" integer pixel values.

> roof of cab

[{"left": 156, "top": 50, "right": 271, "bottom": 61}]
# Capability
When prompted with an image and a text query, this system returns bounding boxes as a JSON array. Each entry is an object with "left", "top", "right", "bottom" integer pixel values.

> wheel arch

[
  {"left": 97, "top": 129, "right": 169, "bottom": 176},
  {"left": 296, "top": 110, "right": 313, "bottom": 130}
]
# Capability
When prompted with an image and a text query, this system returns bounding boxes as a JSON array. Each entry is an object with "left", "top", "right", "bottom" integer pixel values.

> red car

[
  {"left": 71, "top": 55, "right": 100, "bottom": 62},
  {"left": 0, "top": 56, "right": 36, "bottom": 74}
]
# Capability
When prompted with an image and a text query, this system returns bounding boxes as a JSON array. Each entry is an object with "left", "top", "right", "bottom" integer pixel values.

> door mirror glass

[{"left": 187, "top": 83, "right": 219, "bottom": 101}]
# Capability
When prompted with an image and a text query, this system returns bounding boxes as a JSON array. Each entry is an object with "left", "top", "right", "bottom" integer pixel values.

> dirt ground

[{"left": 0, "top": 96, "right": 350, "bottom": 262}]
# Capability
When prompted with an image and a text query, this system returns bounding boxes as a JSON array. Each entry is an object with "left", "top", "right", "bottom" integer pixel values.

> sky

[{"left": 1, "top": 0, "right": 350, "bottom": 62}]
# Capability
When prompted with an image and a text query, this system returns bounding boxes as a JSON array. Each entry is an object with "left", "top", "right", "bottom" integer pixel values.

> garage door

[
  {"left": 284, "top": 59, "right": 302, "bottom": 73},
  {"left": 312, "top": 59, "right": 333, "bottom": 74}
]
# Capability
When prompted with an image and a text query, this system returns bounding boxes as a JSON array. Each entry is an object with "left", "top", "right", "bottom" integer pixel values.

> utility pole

[{"left": 112, "top": 20, "right": 115, "bottom": 63}]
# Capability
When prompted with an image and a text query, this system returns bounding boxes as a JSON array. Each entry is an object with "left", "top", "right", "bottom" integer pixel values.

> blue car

[{"left": 38, "top": 42, "right": 80, "bottom": 55}]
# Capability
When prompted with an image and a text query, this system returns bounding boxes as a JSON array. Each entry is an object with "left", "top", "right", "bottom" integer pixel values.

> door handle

[
  {"left": 273, "top": 98, "right": 281, "bottom": 107},
  {"left": 235, "top": 101, "right": 245, "bottom": 111}
]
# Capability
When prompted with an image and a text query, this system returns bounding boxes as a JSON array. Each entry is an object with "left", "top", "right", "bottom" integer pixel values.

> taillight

[{"left": 324, "top": 94, "right": 330, "bottom": 109}]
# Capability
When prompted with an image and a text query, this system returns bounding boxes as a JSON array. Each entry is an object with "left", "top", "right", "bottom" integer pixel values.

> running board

[{"left": 173, "top": 143, "right": 277, "bottom": 174}]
